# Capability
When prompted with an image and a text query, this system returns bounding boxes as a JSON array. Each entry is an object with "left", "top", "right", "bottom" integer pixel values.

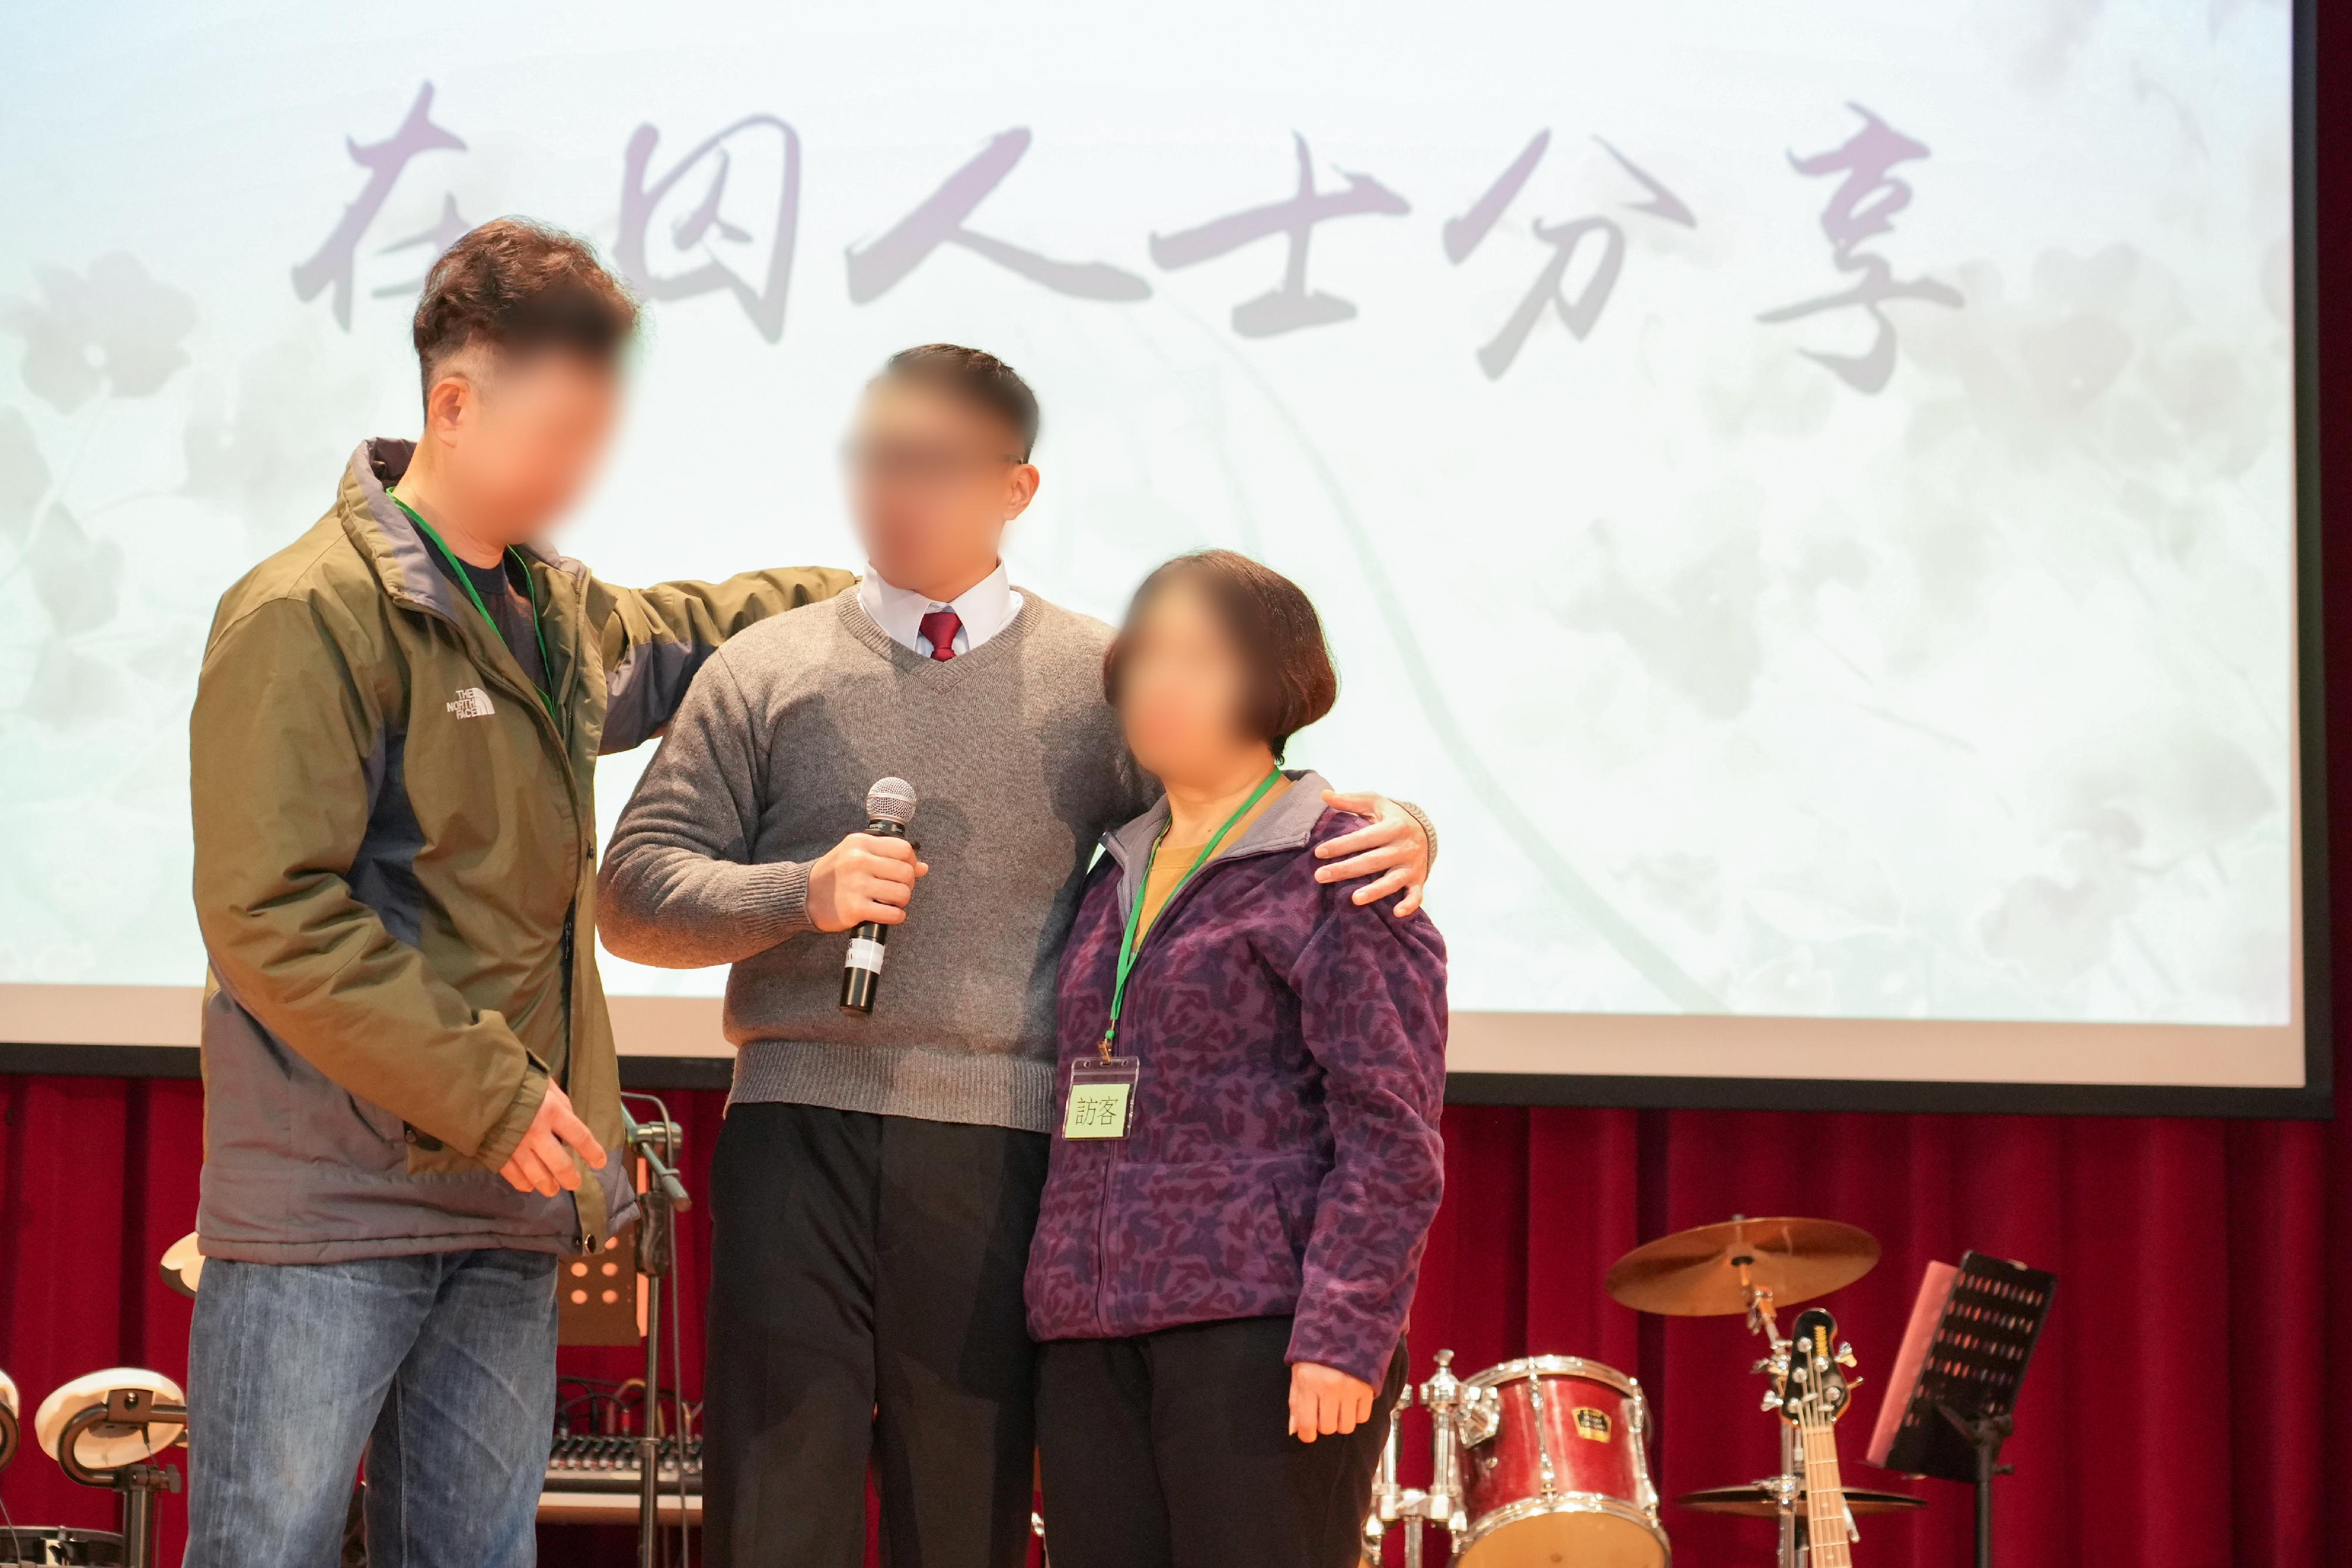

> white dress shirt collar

[{"left": 856, "top": 562, "right": 1023, "bottom": 658}]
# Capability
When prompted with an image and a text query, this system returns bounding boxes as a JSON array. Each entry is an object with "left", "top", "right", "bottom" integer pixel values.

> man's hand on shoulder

[
  {"left": 497, "top": 1082, "right": 609, "bottom": 1197},
  {"left": 1313, "top": 791, "right": 1432, "bottom": 917},
  {"left": 807, "top": 833, "right": 930, "bottom": 932}
]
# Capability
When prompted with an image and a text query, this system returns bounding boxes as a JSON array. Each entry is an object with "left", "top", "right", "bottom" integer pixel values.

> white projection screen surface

[{"left": 0, "top": 0, "right": 2325, "bottom": 1114}]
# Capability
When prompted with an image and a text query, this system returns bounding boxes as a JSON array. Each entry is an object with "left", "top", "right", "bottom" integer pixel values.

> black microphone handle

[{"left": 839, "top": 817, "right": 907, "bottom": 1014}]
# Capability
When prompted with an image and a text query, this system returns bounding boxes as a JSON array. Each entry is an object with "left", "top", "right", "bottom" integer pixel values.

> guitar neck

[{"left": 1798, "top": 1409, "right": 1853, "bottom": 1567}]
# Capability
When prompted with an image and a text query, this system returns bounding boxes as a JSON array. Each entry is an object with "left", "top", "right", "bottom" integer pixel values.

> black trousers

[
  {"left": 1035, "top": 1318, "right": 1408, "bottom": 1568},
  {"left": 704, "top": 1102, "right": 1048, "bottom": 1568}
]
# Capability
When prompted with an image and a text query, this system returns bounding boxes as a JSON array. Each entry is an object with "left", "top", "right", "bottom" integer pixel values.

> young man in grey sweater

[{"left": 596, "top": 345, "right": 1432, "bottom": 1568}]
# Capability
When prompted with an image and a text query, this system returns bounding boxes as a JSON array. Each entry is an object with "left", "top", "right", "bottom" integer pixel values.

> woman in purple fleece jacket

[{"left": 1024, "top": 550, "right": 1448, "bottom": 1568}]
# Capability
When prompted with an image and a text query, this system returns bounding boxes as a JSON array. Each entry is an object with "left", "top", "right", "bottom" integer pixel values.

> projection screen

[{"left": 0, "top": 0, "right": 2325, "bottom": 1114}]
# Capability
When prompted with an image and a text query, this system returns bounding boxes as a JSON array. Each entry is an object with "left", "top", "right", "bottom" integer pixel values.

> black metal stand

[
  {"left": 57, "top": 1393, "right": 186, "bottom": 1568},
  {"left": 622, "top": 1106, "right": 691, "bottom": 1568},
  {"left": 1876, "top": 1251, "right": 2053, "bottom": 1568},
  {"left": 1937, "top": 1405, "right": 2013, "bottom": 1568}
]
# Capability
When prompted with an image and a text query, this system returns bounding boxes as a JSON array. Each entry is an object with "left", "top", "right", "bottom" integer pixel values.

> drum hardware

[
  {"left": 1676, "top": 1484, "right": 1924, "bottom": 1519},
  {"left": 0, "top": 1525, "right": 128, "bottom": 1566},
  {"left": 32, "top": 1372, "right": 187, "bottom": 1568},
  {"left": 1364, "top": 1352, "right": 1669, "bottom": 1568},
  {"left": 1360, "top": 1359, "right": 1468, "bottom": 1568},
  {"left": 1519, "top": 1369, "right": 1558, "bottom": 1497},
  {"left": 1362, "top": 1381, "right": 1414, "bottom": 1567},
  {"left": 1605, "top": 1216, "right": 1910, "bottom": 1568},
  {"left": 1415, "top": 1349, "right": 1471, "bottom": 1540},
  {"left": 0, "top": 1369, "right": 18, "bottom": 1479},
  {"left": 156, "top": 1234, "right": 203, "bottom": 1301}
]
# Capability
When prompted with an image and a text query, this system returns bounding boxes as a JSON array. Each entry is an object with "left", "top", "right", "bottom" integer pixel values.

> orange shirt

[{"left": 1133, "top": 777, "right": 1294, "bottom": 941}]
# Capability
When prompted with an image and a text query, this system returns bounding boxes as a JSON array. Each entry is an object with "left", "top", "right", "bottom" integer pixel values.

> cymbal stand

[{"left": 1735, "top": 1259, "right": 1804, "bottom": 1568}]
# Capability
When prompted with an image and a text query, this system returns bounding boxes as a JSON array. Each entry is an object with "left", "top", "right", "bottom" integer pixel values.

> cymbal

[
  {"left": 1605, "top": 1216, "right": 1879, "bottom": 1316},
  {"left": 1677, "top": 1483, "right": 1926, "bottom": 1520}
]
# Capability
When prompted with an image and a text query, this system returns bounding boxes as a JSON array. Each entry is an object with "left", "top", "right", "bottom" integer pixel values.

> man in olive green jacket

[{"left": 183, "top": 219, "right": 849, "bottom": 1568}]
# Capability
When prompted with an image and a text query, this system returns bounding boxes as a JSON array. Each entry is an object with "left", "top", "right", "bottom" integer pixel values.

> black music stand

[{"left": 1873, "top": 1251, "right": 2054, "bottom": 1568}]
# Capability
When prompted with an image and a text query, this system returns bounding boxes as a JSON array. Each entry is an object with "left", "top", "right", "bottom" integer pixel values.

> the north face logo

[{"left": 446, "top": 687, "right": 496, "bottom": 719}]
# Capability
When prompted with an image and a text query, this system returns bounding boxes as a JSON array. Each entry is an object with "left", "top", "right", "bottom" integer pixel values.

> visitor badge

[{"left": 1064, "top": 1057, "right": 1140, "bottom": 1140}]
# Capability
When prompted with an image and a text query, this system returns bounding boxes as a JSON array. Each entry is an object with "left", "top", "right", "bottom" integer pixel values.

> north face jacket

[
  {"left": 1022, "top": 771, "right": 1449, "bottom": 1388},
  {"left": 190, "top": 437, "right": 853, "bottom": 1263}
]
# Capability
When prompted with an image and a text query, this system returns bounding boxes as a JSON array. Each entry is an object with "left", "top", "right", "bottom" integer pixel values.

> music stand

[{"left": 1866, "top": 1251, "right": 2054, "bottom": 1568}]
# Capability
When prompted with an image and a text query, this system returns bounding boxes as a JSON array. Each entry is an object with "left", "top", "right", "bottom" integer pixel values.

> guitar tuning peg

[
  {"left": 1750, "top": 1358, "right": 1773, "bottom": 1376},
  {"left": 1835, "top": 1342, "right": 1857, "bottom": 1368},
  {"left": 1759, "top": 1390, "right": 1784, "bottom": 1412}
]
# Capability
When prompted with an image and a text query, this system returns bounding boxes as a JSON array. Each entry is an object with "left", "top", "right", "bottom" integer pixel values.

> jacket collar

[
  {"left": 1101, "top": 768, "right": 1332, "bottom": 910},
  {"left": 338, "top": 438, "right": 588, "bottom": 623}
]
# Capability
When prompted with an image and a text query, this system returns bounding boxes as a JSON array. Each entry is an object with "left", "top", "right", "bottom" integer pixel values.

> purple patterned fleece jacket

[{"left": 1023, "top": 770, "right": 1449, "bottom": 1388}]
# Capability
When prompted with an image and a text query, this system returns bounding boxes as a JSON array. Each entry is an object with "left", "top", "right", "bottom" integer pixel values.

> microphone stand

[{"left": 621, "top": 1105, "right": 691, "bottom": 1568}]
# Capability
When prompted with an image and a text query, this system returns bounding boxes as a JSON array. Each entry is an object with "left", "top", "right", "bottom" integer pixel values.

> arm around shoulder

[{"left": 592, "top": 565, "right": 855, "bottom": 753}]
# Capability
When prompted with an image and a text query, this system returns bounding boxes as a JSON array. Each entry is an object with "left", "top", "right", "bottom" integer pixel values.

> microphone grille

[{"left": 864, "top": 776, "right": 918, "bottom": 827}]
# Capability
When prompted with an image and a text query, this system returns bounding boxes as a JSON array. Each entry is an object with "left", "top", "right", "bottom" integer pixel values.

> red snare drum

[{"left": 1452, "top": 1356, "right": 1668, "bottom": 1568}]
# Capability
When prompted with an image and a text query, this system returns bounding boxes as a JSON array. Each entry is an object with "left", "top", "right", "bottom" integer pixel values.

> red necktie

[{"left": 917, "top": 608, "right": 963, "bottom": 662}]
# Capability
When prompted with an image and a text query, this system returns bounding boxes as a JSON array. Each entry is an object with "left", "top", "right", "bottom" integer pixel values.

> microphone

[{"left": 840, "top": 775, "right": 918, "bottom": 1015}]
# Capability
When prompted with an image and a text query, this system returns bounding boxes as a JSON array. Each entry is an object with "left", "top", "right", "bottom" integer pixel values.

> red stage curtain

[{"left": 1, "top": 1073, "right": 2346, "bottom": 1567}]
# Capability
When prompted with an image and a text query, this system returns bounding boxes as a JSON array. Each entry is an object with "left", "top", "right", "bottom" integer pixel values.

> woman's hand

[
  {"left": 1314, "top": 792, "right": 1432, "bottom": 916},
  {"left": 1288, "top": 1360, "right": 1378, "bottom": 1443}
]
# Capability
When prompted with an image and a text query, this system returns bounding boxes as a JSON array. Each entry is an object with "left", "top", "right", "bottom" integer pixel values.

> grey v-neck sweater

[{"left": 597, "top": 590, "right": 1151, "bottom": 1132}]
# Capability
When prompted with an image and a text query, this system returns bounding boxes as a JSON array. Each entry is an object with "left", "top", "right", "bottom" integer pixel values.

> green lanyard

[
  {"left": 387, "top": 489, "right": 558, "bottom": 723},
  {"left": 1099, "top": 767, "right": 1282, "bottom": 1059}
]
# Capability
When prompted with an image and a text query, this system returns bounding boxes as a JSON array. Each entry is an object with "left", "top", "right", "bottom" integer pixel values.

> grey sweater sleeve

[{"left": 596, "top": 651, "right": 817, "bottom": 968}]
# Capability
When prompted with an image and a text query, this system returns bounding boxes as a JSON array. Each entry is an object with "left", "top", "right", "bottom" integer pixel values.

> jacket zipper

[
  {"left": 1085, "top": 840, "right": 1284, "bottom": 1336},
  {"left": 395, "top": 567, "right": 596, "bottom": 1238}
]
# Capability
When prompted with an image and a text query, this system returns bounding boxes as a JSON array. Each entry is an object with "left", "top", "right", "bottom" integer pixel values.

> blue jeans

[{"left": 184, "top": 1249, "right": 559, "bottom": 1568}]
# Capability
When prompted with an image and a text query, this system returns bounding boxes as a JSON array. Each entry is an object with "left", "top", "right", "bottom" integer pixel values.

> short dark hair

[
  {"left": 412, "top": 218, "right": 639, "bottom": 407},
  {"left": 875, "top": 343, "right": 1041, "bottom": 459},
  {"left": 1102, "top": 550, "right": 1339, "bottom": 761}
]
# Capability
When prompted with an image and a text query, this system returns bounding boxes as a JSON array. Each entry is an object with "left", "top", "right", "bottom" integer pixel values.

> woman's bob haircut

[{"left": 1102, "top": 549, "right": 1338, "bottom": 763}]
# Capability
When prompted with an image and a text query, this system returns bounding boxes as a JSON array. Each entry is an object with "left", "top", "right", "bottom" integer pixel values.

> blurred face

[
  {"left": 844, "top": 379, "right": 1037, "bottom": 594},
  {"left": 431, "top": 348, "right": 621, "bottom": 545},
  {"left": 1116, "top": 574, "right": 1264, "bottom": 785}
]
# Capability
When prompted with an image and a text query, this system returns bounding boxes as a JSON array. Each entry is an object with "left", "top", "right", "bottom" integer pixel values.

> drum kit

[
  {"left": 0, "top": 1362, "right": 186, "bottom": 1568},
  {"left": 1364, "top": 1215, "right": 1919, "bottom": 1568}
]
